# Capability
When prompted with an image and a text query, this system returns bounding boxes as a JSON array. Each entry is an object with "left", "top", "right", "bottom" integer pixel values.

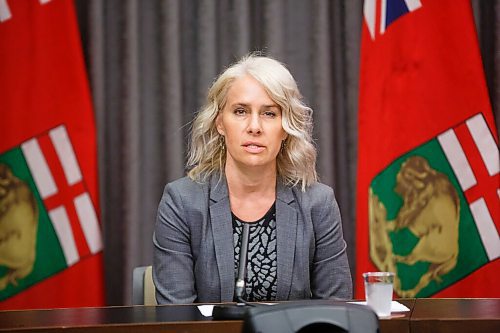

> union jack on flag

[{"left": 364, "top": 0, "right": 422, "bottom": 40}]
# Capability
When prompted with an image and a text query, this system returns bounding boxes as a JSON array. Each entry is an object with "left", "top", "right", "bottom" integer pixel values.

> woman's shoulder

[
  {"left": 294, "top": 181, "right": 335, "bottom": 202},
  {"left": 167, "top": 175, "right": 205, "bottom": 189},
  {"left": 163, "top": 176, "right": 210, "bottom": 199}
]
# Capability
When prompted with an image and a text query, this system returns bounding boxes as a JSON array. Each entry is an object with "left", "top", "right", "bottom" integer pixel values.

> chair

[
  {"left": 242, "top": 301, "right": 378, "bottom": 333},
  {"left": 132, "top": 265, "right": 157, "bottom": 305}
]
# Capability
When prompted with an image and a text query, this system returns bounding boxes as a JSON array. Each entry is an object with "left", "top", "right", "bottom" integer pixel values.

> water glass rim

[{"left": 362, "top": 271, "right": 395, "bottom": 277}]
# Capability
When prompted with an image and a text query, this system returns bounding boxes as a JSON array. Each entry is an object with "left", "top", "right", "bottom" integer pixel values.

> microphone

[
  {"left": 235, "top": 223, "right": 250, "bottom": 303},
  {"left": 213, "top": 223, "right": 252, "bottom": 320}
]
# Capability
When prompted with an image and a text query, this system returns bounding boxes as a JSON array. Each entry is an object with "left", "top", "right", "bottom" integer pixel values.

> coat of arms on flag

[
  {"left": 368, "top": 113, "right": 499, "bottom": 297},
  {"left": 0, "top": 125, "right": 102, "bottom": 301}
]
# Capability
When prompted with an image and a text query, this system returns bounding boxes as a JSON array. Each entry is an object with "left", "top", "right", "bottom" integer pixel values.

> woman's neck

[
  {"left": 225, "top": 163, "right": 277, "bottom": 196},
  {"left": 224, "top": 163, "right": 277, "bottom": 221}
]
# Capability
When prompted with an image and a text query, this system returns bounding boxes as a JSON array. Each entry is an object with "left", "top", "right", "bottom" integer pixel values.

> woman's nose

[{"left": 247, "top": 113, "right": 262, "bottom": 134}]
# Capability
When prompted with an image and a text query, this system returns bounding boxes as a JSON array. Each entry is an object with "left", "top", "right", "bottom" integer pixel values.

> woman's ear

[{"left": 216, "top": 113, "right": 225, "bottom": 135}]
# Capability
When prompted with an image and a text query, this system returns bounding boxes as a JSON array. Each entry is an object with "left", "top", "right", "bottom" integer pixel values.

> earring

[
  {"left": 219, "top": 135, "right": 225, "bottom": 151},
  {"left": 280, "top": 140, "right": 286, "bottom": 153}
]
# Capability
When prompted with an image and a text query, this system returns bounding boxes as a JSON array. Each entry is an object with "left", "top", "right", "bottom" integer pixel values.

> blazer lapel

[
  {"left": 208, "top": 175, "right": 235, "bottom": 301},
  {"left": 275, "top": 182, "right": 298, "bottom": 300}
]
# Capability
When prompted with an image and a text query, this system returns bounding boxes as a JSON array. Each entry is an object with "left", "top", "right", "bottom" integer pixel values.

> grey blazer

[{"left": 153, "top": 175, "right": 352, "bottom": 304}]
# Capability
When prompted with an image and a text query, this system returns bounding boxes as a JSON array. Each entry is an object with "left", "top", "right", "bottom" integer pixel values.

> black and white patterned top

[{"left": 232, "top": 203, "right": 277, "bottom": 302}]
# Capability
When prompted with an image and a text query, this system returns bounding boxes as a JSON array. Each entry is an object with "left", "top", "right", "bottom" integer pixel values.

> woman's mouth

[{"left": 242, "top": 143, "right": 265, "bottom": 153}]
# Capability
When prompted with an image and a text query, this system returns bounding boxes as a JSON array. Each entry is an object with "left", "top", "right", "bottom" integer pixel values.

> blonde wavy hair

[{"left": 187, "top": 54, "right": 317, "bottom": 190}]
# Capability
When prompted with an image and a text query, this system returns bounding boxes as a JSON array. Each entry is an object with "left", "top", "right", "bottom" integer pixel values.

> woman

[{"left": 153, "top": 54, "right": 352, "bottom": 304}]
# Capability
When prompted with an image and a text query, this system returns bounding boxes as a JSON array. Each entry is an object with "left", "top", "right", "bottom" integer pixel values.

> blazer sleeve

[
  {"left": 310, "top": 186, "right": 353, "bottom": 300},
  {"left": 153, "top": 182, "right": 197, "bottom": 304}
]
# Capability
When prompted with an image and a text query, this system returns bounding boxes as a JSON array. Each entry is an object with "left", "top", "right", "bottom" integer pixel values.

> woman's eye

[
  {"left": 263, "top": 111, "right": 277, "bottom": 118},
  {"left": 234, "top": 108, "right": 246, "bottom": 115}
]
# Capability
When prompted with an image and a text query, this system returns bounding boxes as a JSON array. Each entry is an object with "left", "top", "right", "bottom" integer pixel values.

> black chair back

[{"left": 242, "top": 301, "right": 378, "bottom": 333}]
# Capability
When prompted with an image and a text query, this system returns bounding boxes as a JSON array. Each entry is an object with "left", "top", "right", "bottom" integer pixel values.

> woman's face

[{"left": 216, "top": 75, "right": 287, "bottom": 172}]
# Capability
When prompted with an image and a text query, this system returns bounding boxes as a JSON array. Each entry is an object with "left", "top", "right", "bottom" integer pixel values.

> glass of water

[{"left": 362, "top": 272, "right": 395, "bottom": 318}]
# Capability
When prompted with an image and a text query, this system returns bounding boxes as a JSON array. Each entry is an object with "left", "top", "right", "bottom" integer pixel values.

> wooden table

[
  {"left": 0, "top": 299, "right": 498, "bottom": 333},
  {"left": 411, "top": 298, "right": 500, "bottom": 332}
]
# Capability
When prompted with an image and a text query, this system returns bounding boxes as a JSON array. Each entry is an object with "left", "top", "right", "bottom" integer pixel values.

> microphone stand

[{"left": 213, "top": 223, "right": 253, "bottom": 320}]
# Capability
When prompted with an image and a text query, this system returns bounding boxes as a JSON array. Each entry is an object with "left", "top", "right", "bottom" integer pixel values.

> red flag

[
  {"left": 0, "top": 0, "right": 104, "bottom": 309},
  {"left": 356, "top": 0, "right": 499, "bottom": 299}
]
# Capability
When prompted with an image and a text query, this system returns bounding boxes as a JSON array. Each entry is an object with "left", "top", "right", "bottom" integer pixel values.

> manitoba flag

[
  {"left": 356, "top": 0, "right": 499, "bottom": 298},
  {"left": 0, "top": 0, "right": 104, "bottom": 308},
  {"left": 0, "top": 125, "right": 103, "bottom": 300},
  {"left": 369, "top": 114, "right": 499, "bottom": 297}
]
